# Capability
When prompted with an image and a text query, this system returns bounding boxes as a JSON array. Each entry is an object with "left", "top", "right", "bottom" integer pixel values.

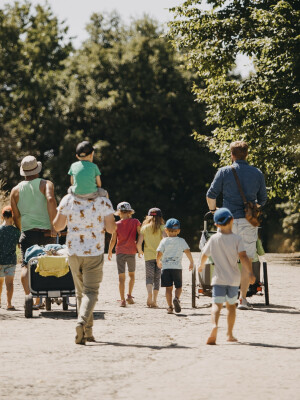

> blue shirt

[
  {"left": 157, "top": 237, "right": 189, "bottom": 270},
  {"left": 206, "top": 160, "right": 267, "bottom": 219}
]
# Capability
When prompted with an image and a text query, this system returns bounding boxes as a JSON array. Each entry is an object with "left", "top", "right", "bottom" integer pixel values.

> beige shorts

[{"left": 232, "top": 218, "right": 258, "bottom": 259}]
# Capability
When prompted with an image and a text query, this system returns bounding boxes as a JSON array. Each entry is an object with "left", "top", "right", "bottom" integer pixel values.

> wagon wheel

[
  {"left": 192, "top": 268, "right": 196, "bottom": 308},
  {"left": 24, "top": 294, "right": 33, "bottom": 318},
  {"left": 45, "top": 297, "right": 51, "bottom": 311},
  {"left": 63, "top": 297, "right": 68, "bottom": 311},
  {"left": 263, "top": 262, "right": 269, "bottom": 305}
]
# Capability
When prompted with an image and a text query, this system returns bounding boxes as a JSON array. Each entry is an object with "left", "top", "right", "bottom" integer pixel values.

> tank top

[{"left": 17, "top": 179, "right": 51, "bottom": 231}]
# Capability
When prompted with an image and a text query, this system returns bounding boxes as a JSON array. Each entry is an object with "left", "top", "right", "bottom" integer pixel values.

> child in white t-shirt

[{"left": 198, "top": 208, "right": 255, "bottom": 345}]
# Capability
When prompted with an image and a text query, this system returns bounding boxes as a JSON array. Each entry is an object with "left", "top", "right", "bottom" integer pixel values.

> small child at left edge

[{"left": 0, "top": 206, "right": 20, "bottom": 310}]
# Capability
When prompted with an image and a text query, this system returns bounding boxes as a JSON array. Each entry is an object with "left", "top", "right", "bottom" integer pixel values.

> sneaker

[
  {"left": 120, "top": 300, "right": 126, "bottom": 307},
  {"left": 126, "top": 294, "right": 135, "bottom": 304},
  {"left": 173, "top": 297, "right": 181, "bottom": 313},
  {"left": 237, "top": 298, "right": 253, "bottom": 310}
]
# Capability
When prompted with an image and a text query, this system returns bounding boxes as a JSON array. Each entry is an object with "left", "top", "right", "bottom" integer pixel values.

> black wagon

[{"left": 24, "top": 256, "right": 76, "bottom": 318}]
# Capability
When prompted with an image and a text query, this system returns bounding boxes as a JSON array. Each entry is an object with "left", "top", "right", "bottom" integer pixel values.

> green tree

[
  {"left": 52, "top": 13, "right": 214, "bottom": 246},
  {"left": 169, "top": 0, "right": 300, "bottom": 250},
  {"left": 0, "top": 1, "right": 72, "bottom": 186}
]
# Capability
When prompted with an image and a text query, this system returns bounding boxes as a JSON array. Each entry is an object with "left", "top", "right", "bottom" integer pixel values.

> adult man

[
  {"left": 10, "top": 156, "right": 57, "bottom": 303},
  {"left": 206, "top": 141, "right": 267, "bottom": 310},
  {"left": 53, "top": 193, "right": 116, "bottom": 344}
]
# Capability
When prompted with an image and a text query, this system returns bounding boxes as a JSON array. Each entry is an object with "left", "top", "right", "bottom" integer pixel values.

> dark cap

[
  {"left": 213, "top": 208, "right": 233, "bottom": 225},
  {"left": 76, "top": 141, "right": 94, "bottom": 157},
  {"left": 148, "top": 208, "right": 162, "bottom": 217}
]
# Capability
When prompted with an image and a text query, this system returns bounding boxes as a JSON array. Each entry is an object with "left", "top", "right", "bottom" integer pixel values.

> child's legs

[
  {"left": 116, "top": 254, "right": 126, "bottom": 300},
  {"left": 165, "top": 286, "right": 173, "bottom": 307},
  {"left": 126, "top": 255, "right": 136, "bottom": 296},
  {"left": 225, "top": 286, "right": 239, "bottom": 340},
  {"left": 226, "top": 303, "right": 237, "bottom": 340},
  {"left": 161, "top": 269, "right": 173, "bottom": 307},
  {"left": 145, "top": 260, "right": 158, "bottom": 303},
  {"left": 173, "top": 269, "right": 183, "bottom": 299},
  {"left": 118, "top": 274, "right": 126, "bottom": 300},
  {"left": 5, "top": 276, "right": 14, "bottom": 307},
  {"left": 153, "top": 264, "right": 161, "bottom": 304},
  {"left": 207, "top": 285, "right": 226, "bottom": 344}
]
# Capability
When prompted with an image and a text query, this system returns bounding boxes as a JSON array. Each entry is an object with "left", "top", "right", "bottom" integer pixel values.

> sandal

[
  {"left": 126, "top": 295, "right": 135, "bottom": 304},
  {"left": 120, "top": 300, "right": 126, "bottom": 307},
  {"left": 167, "top": 306, "right": 173, "bottom": 314},
  {"left": 7, "top": 306, "right": 16, "bottom": 311}
]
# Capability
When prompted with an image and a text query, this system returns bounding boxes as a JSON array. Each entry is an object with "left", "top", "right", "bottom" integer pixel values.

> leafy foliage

[
  {"left": 0, "top": 2, "right": 72, "bottom": 185},
  {"left": 169, "top": 0, "right": 300, "bottom": 202},
  {"left": 52, "top": 13, "right": 214, "bottom": 245}
]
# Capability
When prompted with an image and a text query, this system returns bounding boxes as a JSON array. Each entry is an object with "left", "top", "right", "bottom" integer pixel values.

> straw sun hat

[{"left": 20, "top": 156, "right": 42, "bottom": 177}]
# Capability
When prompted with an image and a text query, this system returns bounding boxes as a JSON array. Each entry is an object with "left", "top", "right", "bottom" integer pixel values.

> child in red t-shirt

[{"left": 108, "top": 202, "right": 141, "bottom": 307}]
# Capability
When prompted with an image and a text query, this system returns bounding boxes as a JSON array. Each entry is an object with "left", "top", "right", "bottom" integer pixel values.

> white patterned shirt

[{"left": 57, "top": 194, "right": 114, "bottom": 256}]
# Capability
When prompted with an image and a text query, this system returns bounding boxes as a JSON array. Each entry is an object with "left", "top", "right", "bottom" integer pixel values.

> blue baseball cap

[
  {"left": 165, "top": 218, "right": 180, "bottom": 229},
  {"left": 213, "top": 208, "right": 233, "bottom": 225}
]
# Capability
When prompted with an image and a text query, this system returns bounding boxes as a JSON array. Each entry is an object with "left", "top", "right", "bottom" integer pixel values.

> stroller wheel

[
  {"left": 25, "top": 295, "right": 33, "bottom": 318},
  {"left": 63, "top": 297, "right": 68, "bottom": 311},
  {"left": 45, "top": 298, "right": 51, "bottom": 311}
]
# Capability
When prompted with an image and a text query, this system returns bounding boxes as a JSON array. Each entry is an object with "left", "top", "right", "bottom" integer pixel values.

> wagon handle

[{"left": 204, "top": 211, "right": 214, "bottom": 231}]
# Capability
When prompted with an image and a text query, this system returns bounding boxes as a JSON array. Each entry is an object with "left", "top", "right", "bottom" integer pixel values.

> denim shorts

[
  {"left": 0, "top": 264, "right": 16, "bottom": 277},
  {"left": 212, "top": 285, "right": 239, "bottom": 304}
]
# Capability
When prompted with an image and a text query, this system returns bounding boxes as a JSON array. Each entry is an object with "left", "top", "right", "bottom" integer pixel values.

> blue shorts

[
  {"left": 212, "top": 285, "right": 239, "bottom": 305},
  {"left": 0, "top": 264, "right": 16, "bottom": 278}
]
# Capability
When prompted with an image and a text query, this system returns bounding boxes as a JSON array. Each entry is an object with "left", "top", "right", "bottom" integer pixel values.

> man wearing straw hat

[{"left": 10, "top": 155, "right": 58, "bottom": 303}]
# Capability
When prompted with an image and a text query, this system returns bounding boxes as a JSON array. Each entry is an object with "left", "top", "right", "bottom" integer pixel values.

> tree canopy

[
  {"left": 169, "top": 0, "right": 300, "bottom": 202},
  {"left": 0, "top": 3, "right": 214, "bottom": 248}
]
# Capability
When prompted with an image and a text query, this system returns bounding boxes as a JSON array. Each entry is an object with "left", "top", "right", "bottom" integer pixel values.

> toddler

[
  {"left": 68, "top": 141, "right": 107, "bottom": 197},
  {"left": 156, "top": 218, "right": 193, "bottom": 314},
  {"left": 0, "top": 206, "right": 20, "bottom": 310}
]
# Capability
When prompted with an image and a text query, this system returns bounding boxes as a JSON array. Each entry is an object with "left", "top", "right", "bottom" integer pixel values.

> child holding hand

[{"left": 137, "top": 208, "right": 165, "bottom": 308}]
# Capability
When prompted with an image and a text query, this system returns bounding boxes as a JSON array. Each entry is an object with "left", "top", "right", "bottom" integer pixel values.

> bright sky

[{"left": 0, "top": 0, "right": 253, "bottom": 77}]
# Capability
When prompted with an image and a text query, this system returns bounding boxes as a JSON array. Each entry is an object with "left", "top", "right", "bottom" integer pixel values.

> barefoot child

[
  {"left": 0, "top": 206, "right": 20, "bottom": 310},
  {"left": 108, "top": 202, "right": 141, "bottom": 307},
  {"left": 68, "top": 141, "right": 107, "bottom": 197},
  {"left": 156, "top": 218, "right": 193, "bottom": 314},
  {"left": 137, "top": 208, "right": 165, "bottom": 308},
  {"left": 198, "top": 208, "right": 255, "bottom": 345}
]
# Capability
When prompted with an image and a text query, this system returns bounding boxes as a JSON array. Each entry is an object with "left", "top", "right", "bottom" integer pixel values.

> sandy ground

[{"left": 0, "top": 252, "right": 300, "bottom": 400}]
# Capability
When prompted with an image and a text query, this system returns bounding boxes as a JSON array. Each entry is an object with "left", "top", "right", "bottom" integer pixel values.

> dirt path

[{"left": 1, "top": 253, "right": 299, "bottom": 400}]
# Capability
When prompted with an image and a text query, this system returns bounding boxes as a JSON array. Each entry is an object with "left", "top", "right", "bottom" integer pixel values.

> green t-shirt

[
  {"left": 68, "top": 161, "right": 101, "bottom": 195},
  {"left": 140, "top": 224, "right": 165, "bottom": 261},
  {"left": 0, "top": 225, "right": 20, "bottom": 265}
]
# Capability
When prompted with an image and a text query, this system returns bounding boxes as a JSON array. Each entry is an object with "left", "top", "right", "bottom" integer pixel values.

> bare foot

[
  {"left": 151, "top": 302, "right": 158, "bottom": 308},
  {"left": 147, "top": 298, "right": 153, "bottom": 307},
  {"left": 206, "top": 326, "right": 217, "bottom": 345},
  {"left": 227, "top": 335, "right": 238, "bottom": 342}
]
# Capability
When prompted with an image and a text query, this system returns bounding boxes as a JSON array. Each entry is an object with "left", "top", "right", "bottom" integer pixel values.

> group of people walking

[{"left": 0, "top": 139, "right": 267, "bottom": 345}]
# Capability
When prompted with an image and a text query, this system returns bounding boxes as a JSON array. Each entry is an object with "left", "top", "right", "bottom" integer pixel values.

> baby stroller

[
  {"left": 191, "top": 212, "right": 269, "bottom": 308},
  {"left": 24, "top": 239, "right": 76, "bottom": 318}
]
